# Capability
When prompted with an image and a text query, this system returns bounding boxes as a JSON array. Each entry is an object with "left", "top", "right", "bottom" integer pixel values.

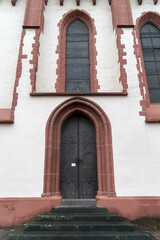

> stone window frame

[
  {"left": 133, "top": 11, "right": 160, "bottom": 122},
  {"left": 55, "top": 9, "right": 99, "bottom": 93}
]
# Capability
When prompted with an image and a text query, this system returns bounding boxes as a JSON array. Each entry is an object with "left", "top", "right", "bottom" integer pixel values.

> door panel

[
  {"left": 60, "top": 114, "right": 97, "bottom": 199},
  {"left": 78, "top": 116, "right": 97, "bottom": 199},
  {"left": 60, "top": 115, "right": 78, "bottom": 199}
]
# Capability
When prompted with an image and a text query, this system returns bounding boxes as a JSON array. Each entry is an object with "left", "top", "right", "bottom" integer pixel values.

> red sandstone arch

[
  {"left": 55, "top": 9, "right": 99, "bottom": 92},
  {"left": 136, "top": 11, "right": 160, "bottom": 30},
  {"left": 42, "top": 97, "right": 116, "bottom": 198}
]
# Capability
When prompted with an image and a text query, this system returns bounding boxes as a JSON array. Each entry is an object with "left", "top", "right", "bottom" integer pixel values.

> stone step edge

[{"left": 9, "top": 231, "right": 151, "bottom": 237}]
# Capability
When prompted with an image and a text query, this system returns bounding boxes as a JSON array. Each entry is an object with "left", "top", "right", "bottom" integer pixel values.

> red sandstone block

[
  {"left": 22, "top": 55, "right": 28, "bottom": 59},
  {"left": 139, "top": 111, "right": 146, "bottom": 116}
]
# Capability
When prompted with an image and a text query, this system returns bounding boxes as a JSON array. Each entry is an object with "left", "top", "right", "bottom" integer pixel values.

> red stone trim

[
  {"left": 97, "top": 196, "right": 160, "bottom": 221},
  {"left": 30, "top": 92, "right": 128, "bottom": 96},
  {"left": 43, "top": 97, "right": 116, "bottom": 198},
  {"left": 0, "top": 109, "right": 13, "bottom": 124},
  {"left": 30, "top": 29, "right": 41, "bottom": 93},
  {"left": 10, "top": 30, "right": 26, "bottom": 123},
  {"left": 108, "top": 0, "right": 155, "bottom": 7},
  {"left": 154, "top": 0, "right": 158, "bottom": 4},
  {"left": 0, "top": 197, "right": 61, "bottom": 227},
  {"left": 109, "top": 0, "right": 132, "bottom": 94},
  {"left": 58, "top": 0, "right": 96, "bottom": 6},
  {"left": 137, "top": 0, "right": 158, "bottom": 5},
  {"left": 116, "top": 28, "right": 128, "bottom": 94},
  {"left": 11, "top": 0, "right": 17, "bottom": 6},
  {"left": 1, "top": 0, "right": 46, "bottom": 123},
  {"left": 76, "top": 0, "right": 80, "bottom": 6},
  {"left": 55, "top": 9, "right": 99, "bottom": 93},
  {"left": 133, "top": 11, "right": 160, "bottom": 122},
  {"left": 137, "top": 0, "right": 142, "bottom": 4},
  {"left": 23, "top": 0, "right": 45, "bottom": 28},
  {"left": 7, "top": 0, "right": 45, "bottom": 123},
  {"left": 0, "top": 196, "right": 160, "bottom": 226},
  {"left": 24, "top": 0, "right": 45, "bottom": 93},
  {"left": 60, "top": 0, "right": 64, "bottom": 6},
  {"left": 110, "top": 0, "right": 134, "bottom": 28}
]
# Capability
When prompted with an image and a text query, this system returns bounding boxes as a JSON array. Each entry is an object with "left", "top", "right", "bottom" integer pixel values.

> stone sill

[
  {"left": 30, "top": 92, "right": 128, "bottom": 97},
  {"left": 145, "top": 104, "right": 160, "bottom": 123},
  {"left": 0, "top": 109, "right": 13, "bottom": 124}
]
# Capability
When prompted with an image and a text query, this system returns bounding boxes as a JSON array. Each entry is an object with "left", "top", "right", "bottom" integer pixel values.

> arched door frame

[
  {"left": 55, "top": 9, "right": 99, "bottom": 92},
  {"left": 42, "top": 97, "right": 116, "bottom": 198}
]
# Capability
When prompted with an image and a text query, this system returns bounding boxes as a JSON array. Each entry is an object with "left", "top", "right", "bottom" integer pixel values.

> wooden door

[{"left": 60, "top": 114, "right": 97, "bottom": 199}]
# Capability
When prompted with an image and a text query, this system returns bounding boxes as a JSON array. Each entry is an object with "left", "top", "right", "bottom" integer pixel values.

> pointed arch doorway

[
  {"left": 42, "top": 97, "right": 116, "bottom": 199},
  {"left": 60, "top": 114, "right": 97, "bottom": 199}
]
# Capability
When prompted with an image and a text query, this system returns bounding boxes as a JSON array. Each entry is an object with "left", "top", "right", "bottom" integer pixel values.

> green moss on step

[{"left": 37, "top": 215, "right": 74, "bottom": 221}]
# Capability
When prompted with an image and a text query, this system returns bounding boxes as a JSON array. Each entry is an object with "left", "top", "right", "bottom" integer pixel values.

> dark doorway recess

[
  {"left": 60, "top": 114, "right": 97, "bottom": 199},
  {"left": 65, "top": 20, "right": 91, "bottom": 93}
]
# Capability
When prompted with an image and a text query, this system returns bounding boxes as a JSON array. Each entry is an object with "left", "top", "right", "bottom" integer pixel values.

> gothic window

[
  {"left": 56, "top": 10, "right": 98, "bottom": 93},
  {"left": 140, "top": 23, "right": 160, "bottom": 103},
  {"left": 65, "top": 20, "right": 91, "bottom": 93}
]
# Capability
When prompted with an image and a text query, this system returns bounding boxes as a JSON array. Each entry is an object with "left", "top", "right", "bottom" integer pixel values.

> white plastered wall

[
  {"left": 0, "top": 0, "right": 160, "bottom": 197},
  {"left": 36, "top": 0, "right": 123, "bottom": 92},
  {"left": 116, "top": 1, "right": 160, "bottom": 195},
  {"left": 130, "top": 0, "right": 160, "bottom": 24},
  {"left": 0, "top": 0, "right": 26, "bottom": 108}
]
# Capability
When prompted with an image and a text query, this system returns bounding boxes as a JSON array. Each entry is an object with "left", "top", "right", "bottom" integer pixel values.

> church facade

[{"left": 0, "top": 0, "right": 160, "bottom": 226}]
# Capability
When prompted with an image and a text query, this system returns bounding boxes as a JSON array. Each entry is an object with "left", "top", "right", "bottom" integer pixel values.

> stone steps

[
  {"left": 61, "top": 199, "right": 97, "bottom": 207},
  {"left": 8, "top": 206, "right": 157, "bottom": 240},
  {"left": 50, "top": 206, "right": 108, "bottom": 214},
  {"left": 36, "top": 213, "right": 125, "bottom": 222},
  {"left": 23, "top": 221, "right": 135, "bottom": 232},
  {"left": 8, "top": 231, "right": 154, "bottom": 240}
]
